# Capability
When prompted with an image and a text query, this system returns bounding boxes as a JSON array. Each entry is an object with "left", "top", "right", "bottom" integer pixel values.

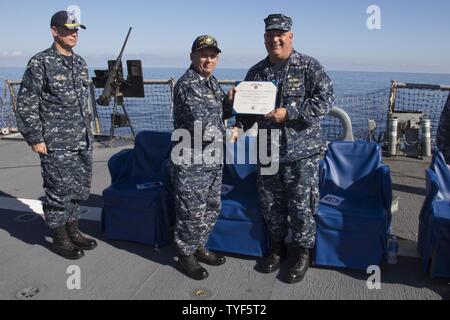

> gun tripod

[{"left": 107, "top": 86, "right": 136, "bottom": 146}]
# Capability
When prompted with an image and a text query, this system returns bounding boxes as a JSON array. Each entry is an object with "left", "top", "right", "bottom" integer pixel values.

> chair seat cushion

[
  {"left": 220, "top": 171, "right": 261, "bottom": 221},
  {"left": 220, "top": 199, "right": 260, "bottom": 222},
  {"left": 103, "top": 183, "right": 166, "bottom": 209},
  {"left": 314, "top": 226, "right": 385, "bottom": 270},
  {"left": 207, "top": 218, "right": 269, "bottom": 257},
  {"left": 317, "top": 199, "right": 388, "bottom": 233}
]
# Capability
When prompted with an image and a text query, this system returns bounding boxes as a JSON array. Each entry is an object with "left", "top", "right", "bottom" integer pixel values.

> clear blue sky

[{"left": 1, "top": 0, "right": 449, "bottom": 73}]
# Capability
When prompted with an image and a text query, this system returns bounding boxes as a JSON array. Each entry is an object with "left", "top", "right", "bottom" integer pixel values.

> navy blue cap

[
  {"left": 51, "top": 10, "right": 86, "bottom": 30},
  {"left": 191, "top": 35, "right": 221, "bottom": 53}
]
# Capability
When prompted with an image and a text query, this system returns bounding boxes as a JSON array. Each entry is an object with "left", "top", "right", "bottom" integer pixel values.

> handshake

[{"left": 228, "top": 125, "right": 244, "bottom": 143}]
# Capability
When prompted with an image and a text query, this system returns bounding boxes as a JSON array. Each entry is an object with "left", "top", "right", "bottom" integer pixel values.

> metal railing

[{"left": 8, "top": 79, "right": 450, "bottom": 144}]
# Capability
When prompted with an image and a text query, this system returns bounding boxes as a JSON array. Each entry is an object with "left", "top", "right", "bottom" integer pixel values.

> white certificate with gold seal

[{"left": 233, "top": 81, "right": 277, "bottom": 115}]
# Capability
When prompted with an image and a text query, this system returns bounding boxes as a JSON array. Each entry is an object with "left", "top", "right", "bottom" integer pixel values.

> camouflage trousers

[
  {"left": 173, "top": 165, "right": 223, "bottom": 256},
  {"left": 40, "top": 148, "right": 92, "bottom": 229},
  {"left": 257, "top": 155, "right": 320, "bottom": 249}
]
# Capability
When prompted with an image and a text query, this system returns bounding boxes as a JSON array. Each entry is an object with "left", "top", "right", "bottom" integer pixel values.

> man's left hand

[
  {"left": 265, "top": 107, "right": 288, "bottom": 123},
  {"left": 227, "top": 86, "right": 237, "bottom": 104}
]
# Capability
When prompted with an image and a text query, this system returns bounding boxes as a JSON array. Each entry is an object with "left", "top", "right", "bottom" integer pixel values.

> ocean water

[
  {"left": 2, "top": 67, "right": 450, "bottom": 140},
  {"left": 2, "top": 67, "right": 450, "bottom": 97}
]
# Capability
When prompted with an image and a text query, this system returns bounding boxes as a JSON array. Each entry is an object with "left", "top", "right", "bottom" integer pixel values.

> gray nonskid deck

[{"left": 0, "top": 139, "right": 449, "bottom": 300}]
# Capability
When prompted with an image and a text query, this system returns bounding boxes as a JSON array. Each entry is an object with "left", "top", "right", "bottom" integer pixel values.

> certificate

[{"left": 233, "top": 81, "right": 277, "bottom": 115}]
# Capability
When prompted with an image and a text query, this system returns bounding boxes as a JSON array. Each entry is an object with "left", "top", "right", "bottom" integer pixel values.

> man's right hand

[
  {"left": 32, "top": 142, "right": 48, "bottom": 155},
  {"left": 228, "top": 126, "right": 241, "bottom": 143}
]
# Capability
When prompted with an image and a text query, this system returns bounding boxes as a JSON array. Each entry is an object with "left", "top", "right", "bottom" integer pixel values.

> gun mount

[{"left": 91, "top": 27, "right": 145, "bottom": 144}]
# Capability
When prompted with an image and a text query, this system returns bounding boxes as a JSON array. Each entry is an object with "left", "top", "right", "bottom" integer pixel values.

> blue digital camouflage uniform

[
  {"left": 237, "top": 49, "right": 334, "bottom": 249},
  {"left": 15, "top": 43, "right": 93, "bottom": 229},
  {"left": 437, "top": 94, "right": 450, "bottom": 164},
  {"left": 172, "top": 65, "right": 232, "bottom": 256}
]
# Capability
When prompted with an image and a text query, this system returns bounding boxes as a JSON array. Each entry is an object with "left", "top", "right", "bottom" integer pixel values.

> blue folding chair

[
  {"left": 418, "top": 151, "right": 450, "bottom": 278},
  {"left": 314, "top": 141, "right": 392, "bottom": 270},
  {"left": 102, "top": 131, "right": 175, "bottom": 246},
  {"left": 207, "top": 164, "right": 270, "bottom": 257}
]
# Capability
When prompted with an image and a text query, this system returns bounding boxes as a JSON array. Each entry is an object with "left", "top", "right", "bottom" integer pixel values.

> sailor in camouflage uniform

[
  {"left": 172, "top": 35, "right": 233, "bottom": 280},
  {"left": 236, "top": 14, "right": 334, "bottom": 283},
  {"left": 437, "top": 94, "right": 450, "bottom": 164},
  {"left": 15, "top": 11, "right": 97, "bottom": 260}
]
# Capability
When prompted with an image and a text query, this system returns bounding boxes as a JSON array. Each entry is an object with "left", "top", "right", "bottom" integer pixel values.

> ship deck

[{"left": 0, "top": 137, "right": 449, "bottom": 300}]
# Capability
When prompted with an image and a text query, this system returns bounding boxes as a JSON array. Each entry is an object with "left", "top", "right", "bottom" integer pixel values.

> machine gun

[
  {"left": 96, "top": 27, "right": 131, "bottom": 106},
  {"left": 92, "top": 27, "right": 145, "bottom": 144}
]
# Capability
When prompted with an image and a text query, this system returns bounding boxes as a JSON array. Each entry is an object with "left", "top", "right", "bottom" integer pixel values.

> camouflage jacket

[
  {"left": 236, "top": 49, "right": 334, "bottom": 162},
  {"left": 437, "top": 94, "right": 450, "bottom": 163},
  {"left": 173, "top": 65, "right": 232, "bottom": 168},
  {"left": 15, "top": 43, "right": 92, "bottom": 151}
]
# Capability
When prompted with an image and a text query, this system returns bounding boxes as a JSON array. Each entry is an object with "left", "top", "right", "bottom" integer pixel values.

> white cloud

[{"left": 1, "top": 51, "right": 23, "bottom": 57}]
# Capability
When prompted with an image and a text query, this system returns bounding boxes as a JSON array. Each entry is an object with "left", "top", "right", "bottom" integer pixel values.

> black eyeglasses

[{"left": 56, "top": 26, "right": 79, "bottom": 35}]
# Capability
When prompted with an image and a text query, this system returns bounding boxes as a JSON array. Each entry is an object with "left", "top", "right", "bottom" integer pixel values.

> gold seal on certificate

[{"left": 233, "top": 81, "right": 277, "bottom": 115}]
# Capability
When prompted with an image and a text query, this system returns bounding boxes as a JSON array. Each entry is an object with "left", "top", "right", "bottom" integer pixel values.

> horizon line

[{"left": 1, "top": 66, "right": 450, "bottom": 77}]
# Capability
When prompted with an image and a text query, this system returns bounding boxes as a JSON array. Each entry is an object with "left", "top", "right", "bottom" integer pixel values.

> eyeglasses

[{"left": 54, "top": 26, "right": 79, "bottom": 35}]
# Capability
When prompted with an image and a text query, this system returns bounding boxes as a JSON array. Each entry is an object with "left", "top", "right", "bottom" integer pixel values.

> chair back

[
  {"left": 133, "top": 131, "right": 172, "bottom": 180},
  {"left": 107, "top": 131, "right": 173, "bottom": 185},
  {"left": 322, "top": 141, "right": 382, "bottom": 197},
  {"left": 431, "top": 151, "right": 450, "bottom": 200}
]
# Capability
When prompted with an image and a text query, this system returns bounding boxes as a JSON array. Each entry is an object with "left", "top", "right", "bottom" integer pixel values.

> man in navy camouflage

[
  {"left": 437, "top": 94, "right": 450, "bottom": 164},
  {"left": 15, "top": 10, "right": 97, "bottom": 260},
  {"left": 171, "top": 35, "right": 234, "bottom": 280},
  {"left": 236, "top": 14, "right": 334, "bottom": 283}
]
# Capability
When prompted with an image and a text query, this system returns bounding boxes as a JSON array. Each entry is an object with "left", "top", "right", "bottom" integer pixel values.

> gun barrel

[
  {"left": 97, "top": 27, "right": 133, "bottom": 106},
  {"left": 117, "top": 27, "right": 132, "bottom": 61}
]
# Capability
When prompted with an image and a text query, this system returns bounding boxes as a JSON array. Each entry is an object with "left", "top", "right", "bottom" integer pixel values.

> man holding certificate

[{"left": 235, "top": 14, "right": 334, "bottom": 283}]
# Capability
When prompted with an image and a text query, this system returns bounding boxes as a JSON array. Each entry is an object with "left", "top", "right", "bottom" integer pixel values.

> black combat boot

[
  {"left": 287, "top": 247, "right": 310, "bottom": 283},
  {"left": 66, "top": 220, "right": 97, "bottom": 250},
  {"left": 259, "top": 240, "right": 287, "bottom": 273},
  {"left": 177, "top": 254, "right": 209, "bottom": 280},
  {"left": 51, "top": 226, "right": 85, "bottom": 260},
  {"left": 194, "top": 247, "right": 226, "bottom": 266}
]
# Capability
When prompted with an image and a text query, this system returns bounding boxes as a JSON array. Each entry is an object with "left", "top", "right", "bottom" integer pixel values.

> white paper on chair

[
  {"left": 221, "top": 184, "right": 234, "bottom": 196},
  {"left": 320, "top": 194, "right": 344, "bottom": 206}
]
